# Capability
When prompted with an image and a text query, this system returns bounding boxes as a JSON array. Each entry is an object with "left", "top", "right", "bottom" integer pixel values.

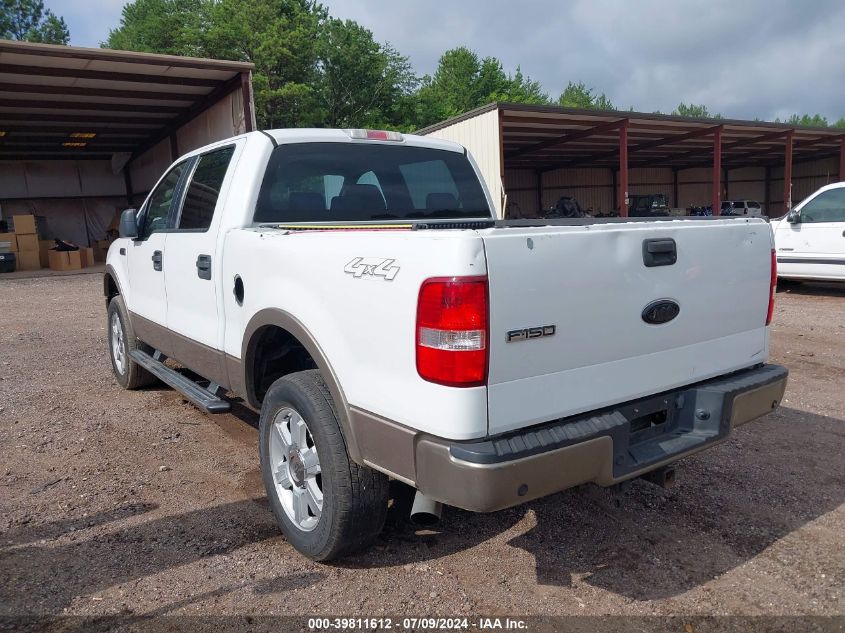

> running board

[{"left": 129, "top": 349, "right": 231, "bottom": 414}]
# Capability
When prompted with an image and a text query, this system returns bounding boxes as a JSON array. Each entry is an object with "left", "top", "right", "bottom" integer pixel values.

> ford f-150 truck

[{"left": 104, "top": 128, "right": 788, "bottom": 561}]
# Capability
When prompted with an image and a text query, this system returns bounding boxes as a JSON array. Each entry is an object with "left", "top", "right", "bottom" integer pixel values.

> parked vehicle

[
  {"left": 721, "top": 200, "right": 764, "bottom": 217},
  {"left": 541, "top": 195, "right": 584, "bottom": 218},
  {"left": 688, "top": 205, "right": 713, "bottom": 217},
  {"left": 104, "top": 128, "right": 787, "bottom": 561},
  {"left": 629, "top": 193, "right": 671, "bottom": 217},
  {"left": 773, "top": 182, "right": 845, "bottom": 281}
]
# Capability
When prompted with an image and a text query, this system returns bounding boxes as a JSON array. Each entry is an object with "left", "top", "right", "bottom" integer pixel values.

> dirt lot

[{"left": 1, "top": 273, "right": 843, "bottom": 630}]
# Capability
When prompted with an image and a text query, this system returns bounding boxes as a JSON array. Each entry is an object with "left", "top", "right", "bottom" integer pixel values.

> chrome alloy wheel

[
  {"left": 110, "top": 312, "right": 126, "bottom": 375},
  {"left": 268, "top": 407, "right": 323, "bottom": 531}
]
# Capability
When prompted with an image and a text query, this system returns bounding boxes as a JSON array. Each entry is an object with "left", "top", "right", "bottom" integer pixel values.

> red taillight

[
  {"left": 766, "top": 249, "right": 776, "bottom": 325},
  {"left": 416, "top": 276, "right": 488, "bottom": 387}
]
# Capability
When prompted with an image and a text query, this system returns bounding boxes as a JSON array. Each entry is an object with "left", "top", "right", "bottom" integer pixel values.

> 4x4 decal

[{"left": 344, "top": 257, "right": 400, "bottom": 281}]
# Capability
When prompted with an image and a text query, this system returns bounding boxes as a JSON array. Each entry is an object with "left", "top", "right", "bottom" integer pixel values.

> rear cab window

[{"left": 253, "top": 143, "right": 491, "bottom": 223}]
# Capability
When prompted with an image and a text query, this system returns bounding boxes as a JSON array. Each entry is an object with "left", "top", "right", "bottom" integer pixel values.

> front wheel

[
  {"left": 259, "top": 370, "right": 389, "bottom": 561},
  {"left": 107, "top": 295, "right": 156, "bottom": 390}
]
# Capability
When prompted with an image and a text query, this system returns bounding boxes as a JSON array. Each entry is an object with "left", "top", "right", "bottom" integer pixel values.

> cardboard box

[
  {"left": 79, "top": 247, "right": 95, "bottom": 267},
  {"left": 48, "top": 249, "right": 83, "bottom": 271},
  {"left": 16, "top": 233, "right": 39, "bottom": 252},
  {"left": 12, "top": 214, "right": 37, "bottom": 235},
  {"left": 16, "top": 249, "right": 41, "bottom": 271},
  {"left": 38, "top": 240, "right": 53, "bottom": 268},
  {"left": 0, "top": 232, "right": 17, "bottom": 253}
]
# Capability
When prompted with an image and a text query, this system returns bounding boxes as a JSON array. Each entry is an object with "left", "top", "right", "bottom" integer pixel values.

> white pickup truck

[{"left": 104, "top": 128, "right": 787, "bottom": 561}]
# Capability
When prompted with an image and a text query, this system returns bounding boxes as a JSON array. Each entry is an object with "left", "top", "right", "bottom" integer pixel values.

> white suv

[{"left": 721, "top": 200, "right": 764, "bottom": 217}]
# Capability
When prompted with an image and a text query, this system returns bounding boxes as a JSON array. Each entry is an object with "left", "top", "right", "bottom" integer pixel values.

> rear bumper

[{"left": 411, "top": 364, "right": 787, "bottom": 512}]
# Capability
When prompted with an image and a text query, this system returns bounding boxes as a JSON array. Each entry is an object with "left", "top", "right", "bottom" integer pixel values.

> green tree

[
  {"left": 193, "top": 0, "right": 325, "bottom": 128},
  {"left": 105, "top": 0, "right": 204, "bottom": 55},
  {"left": 833, "top": 118, "right": 845, "bottom": 129},
  {"left": 557, "top": 81, "right": 615, "bottom": 110},
  {"left": 315, "top": 18, "right": 417, "bottom": 128},
  {"left": 672, "top": 102, "right": 721, "bottom": 118},
  {"left": 414, "top": 47, "right": 549, "bottom": 127},
  {"left": 1, "top": 0, "right": 69, "bottom": 44},
  {"left": 785, "top": 113, "right": 829, "bottom": 127},
  {"left": 488, "top": 67, "right": 548, "bottom": 105}
]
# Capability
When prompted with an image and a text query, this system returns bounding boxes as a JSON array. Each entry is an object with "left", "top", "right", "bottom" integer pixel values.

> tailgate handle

[{"left": 643, "top": 239, "right": 677, "bottom": 267}]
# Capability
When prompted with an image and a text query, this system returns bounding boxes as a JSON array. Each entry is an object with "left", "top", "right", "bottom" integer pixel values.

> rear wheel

[
  {"left": 259, "top": 370, "right": 388, "bottom": 561},
  {"left": 107, "top": 296, "right": 156, "bottom": 389}
]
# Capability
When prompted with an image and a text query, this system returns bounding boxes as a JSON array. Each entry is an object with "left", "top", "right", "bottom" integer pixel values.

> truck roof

[{"left": 257, "top": 128, "right": 464, "bottom": 154}]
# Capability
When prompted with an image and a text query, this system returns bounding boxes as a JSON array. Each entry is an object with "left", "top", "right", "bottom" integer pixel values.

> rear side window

[
  {"left": 800, "top": 188, "right": 845, "bottom": 223},
  {"left": 749, "top": 201, "right": 761, "bottom": 209},
  {"left": 178, "top": 146, "right": 235, "bottom": 230},
  {"left": 253, "top": 143, "right": 491, "bottom": 223}
]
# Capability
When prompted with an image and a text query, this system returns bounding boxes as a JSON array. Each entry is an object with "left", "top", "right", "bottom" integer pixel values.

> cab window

[
  {"left": 177, "top": 146, "right": 235, "bottom": 231},
  {"left": 800, "top": 188, "right": 845, "bottom": 223},
  {"left": 141, "top": 162, "right": 187, "bottom": 239}
]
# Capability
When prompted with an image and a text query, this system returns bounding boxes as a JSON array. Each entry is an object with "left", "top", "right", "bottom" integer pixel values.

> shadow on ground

[
  {"left": 347, "top": 406, "right": 845, "bottom": 600},
  {"left": 777, "top": 279, "right": 845, "bottom": 296}
]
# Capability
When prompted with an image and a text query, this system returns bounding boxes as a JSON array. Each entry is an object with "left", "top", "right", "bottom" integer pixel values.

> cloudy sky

[{"left": 49, "top": 0, "right": 845, "bottom": 122}]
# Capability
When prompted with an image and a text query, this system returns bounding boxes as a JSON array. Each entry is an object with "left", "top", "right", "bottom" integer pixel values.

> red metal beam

[
  {"left": 712, "top": 127, "right": 722, "bottom": 215},
  {"left": 241, "top": 71, "right": 255, "bottom": 132},
  {"left": 784, "top": 131, "right": 794, "bottom": 211},
  {"left": 840, "top": 137, "right": 845, "bottom": 181},
  {"left": 619, "top": 120, "right": 629, "bottom": 217}
]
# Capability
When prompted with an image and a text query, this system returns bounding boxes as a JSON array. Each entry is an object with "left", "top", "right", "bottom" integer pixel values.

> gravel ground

[{"left": 0, "top": 273, "right": 843, "bottom": 631}]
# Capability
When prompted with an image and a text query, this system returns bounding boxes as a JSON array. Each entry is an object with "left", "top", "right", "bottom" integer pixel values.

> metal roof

[
  {"left": 419, "top": 102, "right": 845, "bottom": 171},
  {"left": 0, "top": 39, "right": 254, "bottom": 161}
]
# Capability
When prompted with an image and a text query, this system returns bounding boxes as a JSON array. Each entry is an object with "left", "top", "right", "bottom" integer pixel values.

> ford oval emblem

[{"left": 642, "top": 299, "right": 680, "bottom": 325}]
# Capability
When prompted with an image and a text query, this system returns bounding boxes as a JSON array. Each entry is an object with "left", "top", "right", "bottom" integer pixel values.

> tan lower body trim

[{"left": 129, "top": 312, "right": 231, "bottom": 390}]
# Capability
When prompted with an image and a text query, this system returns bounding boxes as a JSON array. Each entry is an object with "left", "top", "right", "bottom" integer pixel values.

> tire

[
  {"left": 259, "top": 369, "right": 389, "bottom": 561},
  {"left": 107, "top": 295, "right": 157, "bottom": 390}
]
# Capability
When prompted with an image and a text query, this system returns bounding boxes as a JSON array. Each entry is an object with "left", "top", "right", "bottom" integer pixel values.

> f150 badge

[
  {"left": 507, "top": 325, "right": 556, "bottom": 342},
  {"left": 344, "top": 257, "right": 400, "bottom": 281}
]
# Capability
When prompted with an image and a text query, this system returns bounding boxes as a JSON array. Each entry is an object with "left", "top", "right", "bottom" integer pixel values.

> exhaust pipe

[{"left": 410, "top": 491, "right": 442, "bottom": 526}]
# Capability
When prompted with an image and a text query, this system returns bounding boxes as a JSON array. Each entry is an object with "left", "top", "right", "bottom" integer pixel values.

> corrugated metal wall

[
  {"left": 504, "top": 156, "right": 840, "bottom": 218},
  {"left": 423, "top": 109, "right": 504, "bottom": 218}
]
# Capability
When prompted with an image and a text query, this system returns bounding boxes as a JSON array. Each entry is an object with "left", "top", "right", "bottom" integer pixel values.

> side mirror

[
  {"left": 119, "top": 208, "right": 139, "bottom": 238},
  {"left": 786, "top": 209, "right": 800, "bottom": 224}
]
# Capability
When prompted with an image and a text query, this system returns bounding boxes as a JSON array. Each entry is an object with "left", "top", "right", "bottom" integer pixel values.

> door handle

[
  {"left": 642, "top": 238, "right": 677, "bottom": 267},
  {"left": 151, "top": 250, "right": 163, "bottom": 271},
  {"left": 196, "top": 254, "right": 212, "bottom": 280}
]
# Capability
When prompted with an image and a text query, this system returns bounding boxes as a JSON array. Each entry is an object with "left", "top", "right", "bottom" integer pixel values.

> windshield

[{"left": 254, "top": 143, "right": 491, "bottom": 223}]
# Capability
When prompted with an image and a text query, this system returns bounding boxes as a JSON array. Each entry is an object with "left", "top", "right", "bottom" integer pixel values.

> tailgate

[{"left": 481, "top": 219, "right": 772, "bottom": 435}]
